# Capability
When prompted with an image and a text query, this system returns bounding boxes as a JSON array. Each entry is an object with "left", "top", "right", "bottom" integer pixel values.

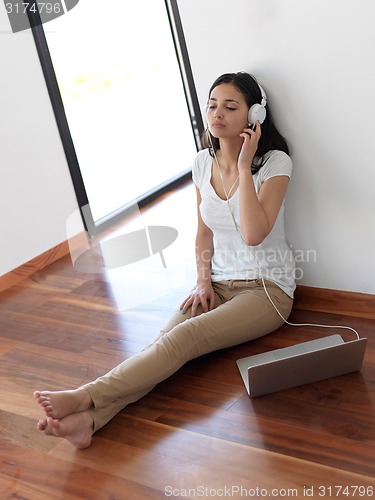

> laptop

[{"left": 236, "top": 334, "right": 367, "bottom": 398}]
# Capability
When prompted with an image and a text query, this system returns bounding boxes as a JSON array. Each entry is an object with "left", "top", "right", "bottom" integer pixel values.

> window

[{"left": 29, "top": 0, "right": 203, "bottom": 235}]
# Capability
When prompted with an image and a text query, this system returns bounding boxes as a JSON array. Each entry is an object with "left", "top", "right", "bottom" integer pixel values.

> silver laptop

[{"left": 237, "top": 334, "right": 367, "bottom": 398}]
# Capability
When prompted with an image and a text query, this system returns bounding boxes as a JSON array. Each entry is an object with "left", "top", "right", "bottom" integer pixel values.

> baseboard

[
  {"left": 294, "top": 285, "right": 375, "bottom": 320},
  {"left": 0, "top": 233, "right": 86, "bottom": 294},
  {"left": 1, "top": 244, "right": 375, "bottom": 319}
]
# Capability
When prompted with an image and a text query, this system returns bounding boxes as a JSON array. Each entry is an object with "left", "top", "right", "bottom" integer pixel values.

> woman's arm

[
  {"left": 180, "top": 187, "right": 216, "bottom": 316},
  {"left": 195, "top": 188, "right": 214, "bottom": 284},
  {"left": 238, "top": 123, "right": 290, "bottom": 246},
  {"left": 239, "top": 171, "right": 289, "bottom": 246}
]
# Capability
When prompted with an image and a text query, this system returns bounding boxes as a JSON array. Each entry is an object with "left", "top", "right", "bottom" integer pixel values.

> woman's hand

[
  {"left": 180, "top": 281, "right": 216, "bottom": 318},
  {"left": 238, "top": 121, "right": 262, "bottom": 172}
]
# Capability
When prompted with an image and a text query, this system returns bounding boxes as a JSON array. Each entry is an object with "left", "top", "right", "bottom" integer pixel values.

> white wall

[
  {"left": 1, "top": 1, "right": 374, "bottom": 295},
  {"left": 0, "top": 6, "right": 83, "bottom": 276},
  {"left": 178, "top": 0, "right": 375, "bottom": 294}
]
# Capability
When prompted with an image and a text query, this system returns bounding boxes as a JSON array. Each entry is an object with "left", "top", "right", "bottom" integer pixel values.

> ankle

[{"left": 77, "top": 387, "right": 93, "bottom": 411}]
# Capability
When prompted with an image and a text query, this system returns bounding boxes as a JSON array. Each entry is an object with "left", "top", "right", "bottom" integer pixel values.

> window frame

[{"left": 27, "top": 0, "right": 203, "bottom": 236}]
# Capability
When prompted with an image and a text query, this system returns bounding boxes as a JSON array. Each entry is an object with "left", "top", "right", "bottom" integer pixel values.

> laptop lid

[{"left": 237, "top": 335, "right": 367, "bottom": 398}]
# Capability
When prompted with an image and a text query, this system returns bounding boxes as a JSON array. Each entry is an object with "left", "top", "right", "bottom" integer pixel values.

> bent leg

[{"left": 85, "top": 280, "right": 292, "bottom": 431}]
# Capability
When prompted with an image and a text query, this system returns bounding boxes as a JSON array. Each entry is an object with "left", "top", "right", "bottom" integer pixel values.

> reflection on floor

[{"left": 0, "top": 180, "right": 374, "bottom": 498}]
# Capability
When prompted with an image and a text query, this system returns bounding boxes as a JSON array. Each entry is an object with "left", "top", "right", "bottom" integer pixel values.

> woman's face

[{"left": 207, "top": 83, "right": 249, "bottom": 139}]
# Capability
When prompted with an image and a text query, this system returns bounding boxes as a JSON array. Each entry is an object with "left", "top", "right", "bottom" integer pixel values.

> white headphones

[
  {"left": 204, "top": 81, "right": 267, "bottom": 127},
  {"left": 248, "top": 84, "right": 267, "bottom": 126}
]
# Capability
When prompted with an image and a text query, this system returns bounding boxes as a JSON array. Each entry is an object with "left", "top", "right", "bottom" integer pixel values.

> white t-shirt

[{"left": 192, "top": 148, "right": 296, "bottom": 298}]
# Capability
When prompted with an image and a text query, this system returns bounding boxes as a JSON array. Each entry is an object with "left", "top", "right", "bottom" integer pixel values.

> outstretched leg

[
  {"left": 83, "top": 280, "right": 292, "bottom": 433},
  {"left": 34, "top": 280, "right": 292, "bottom": 448}
]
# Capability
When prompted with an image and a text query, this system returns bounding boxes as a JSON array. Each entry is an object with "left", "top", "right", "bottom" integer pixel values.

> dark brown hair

[{"left": 201, "top": 72, "right": 289, "bottom": 174}]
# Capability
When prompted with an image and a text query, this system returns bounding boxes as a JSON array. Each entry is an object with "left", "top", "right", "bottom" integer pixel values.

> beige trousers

[{"left": 84, "top": 279, "right": 293, "bottom": 432}]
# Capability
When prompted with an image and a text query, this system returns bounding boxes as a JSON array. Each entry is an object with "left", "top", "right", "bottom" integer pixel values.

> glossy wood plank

[
  {"left": 50, "top": 415, "right": 375, "bottom": 493},
  {"left": 0, "top": 181, "right": 374, "bottom": 498},
  {"left": 0, "top": 441, "right": 166, "bottom": 499}
]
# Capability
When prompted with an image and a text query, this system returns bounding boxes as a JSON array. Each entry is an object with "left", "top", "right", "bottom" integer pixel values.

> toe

[{"left": 37, "top": 418, "right": 47, "bottom": 431}]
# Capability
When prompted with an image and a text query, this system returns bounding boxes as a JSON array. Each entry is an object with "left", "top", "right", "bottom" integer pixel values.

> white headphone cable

[
  {"left": 212, "top": 147, "right": 239, "bottom": 200},
  {"left": 210, "top": 138, "right": 360, "bottom": 340},
  {"left": 252, "top": 252, "right": 360, "bottom": 340}
]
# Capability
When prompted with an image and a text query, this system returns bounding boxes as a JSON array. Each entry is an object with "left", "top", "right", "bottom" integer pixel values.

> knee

[{"left": 156, "top": 319, "right": 209, "bottom": 362}]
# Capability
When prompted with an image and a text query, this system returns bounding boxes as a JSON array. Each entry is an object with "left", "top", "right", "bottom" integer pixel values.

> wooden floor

[{"left": 1, "top": 181, "right": 374, "bottom": 499}]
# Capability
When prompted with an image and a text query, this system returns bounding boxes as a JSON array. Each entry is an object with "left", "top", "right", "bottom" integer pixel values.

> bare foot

[
  {"left": 37, "top": 413, "right": 94, "bottom": 449},
  {"left": 33, "top": 388, "right": 92, "bottom": 420}
]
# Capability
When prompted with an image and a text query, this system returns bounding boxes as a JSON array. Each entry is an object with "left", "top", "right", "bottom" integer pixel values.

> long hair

[{"left": 201, "top": 72, "right": 289, "bottom": 174}]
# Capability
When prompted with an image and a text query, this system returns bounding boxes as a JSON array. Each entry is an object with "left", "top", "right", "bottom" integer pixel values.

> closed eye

[{"left": 208, "top": 106, "right": 237, "bottom": 111}]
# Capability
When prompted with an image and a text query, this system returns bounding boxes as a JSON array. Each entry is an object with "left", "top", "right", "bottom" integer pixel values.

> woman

[{"left": 34, "top": 72, "right": 295, "bottom": 448}]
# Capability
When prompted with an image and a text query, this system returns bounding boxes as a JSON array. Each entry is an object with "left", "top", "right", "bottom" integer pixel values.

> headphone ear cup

[{"left": 248, "top": 103, "right": 266, "bottom": 125}]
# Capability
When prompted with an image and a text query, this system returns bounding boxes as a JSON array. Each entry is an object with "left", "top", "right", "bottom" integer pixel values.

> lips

[{"left": 211, "top": 122, "right": 225, "bottom": 128}]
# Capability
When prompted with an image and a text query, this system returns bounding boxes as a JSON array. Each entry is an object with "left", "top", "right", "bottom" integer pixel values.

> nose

[{"left": 214, "top": 108, "right": 223, "bottom": 119}]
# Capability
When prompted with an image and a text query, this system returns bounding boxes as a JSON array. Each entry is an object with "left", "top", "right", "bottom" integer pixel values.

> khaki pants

[{"left": 84, "top": 279, "right": 293, "bottom": 432}]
